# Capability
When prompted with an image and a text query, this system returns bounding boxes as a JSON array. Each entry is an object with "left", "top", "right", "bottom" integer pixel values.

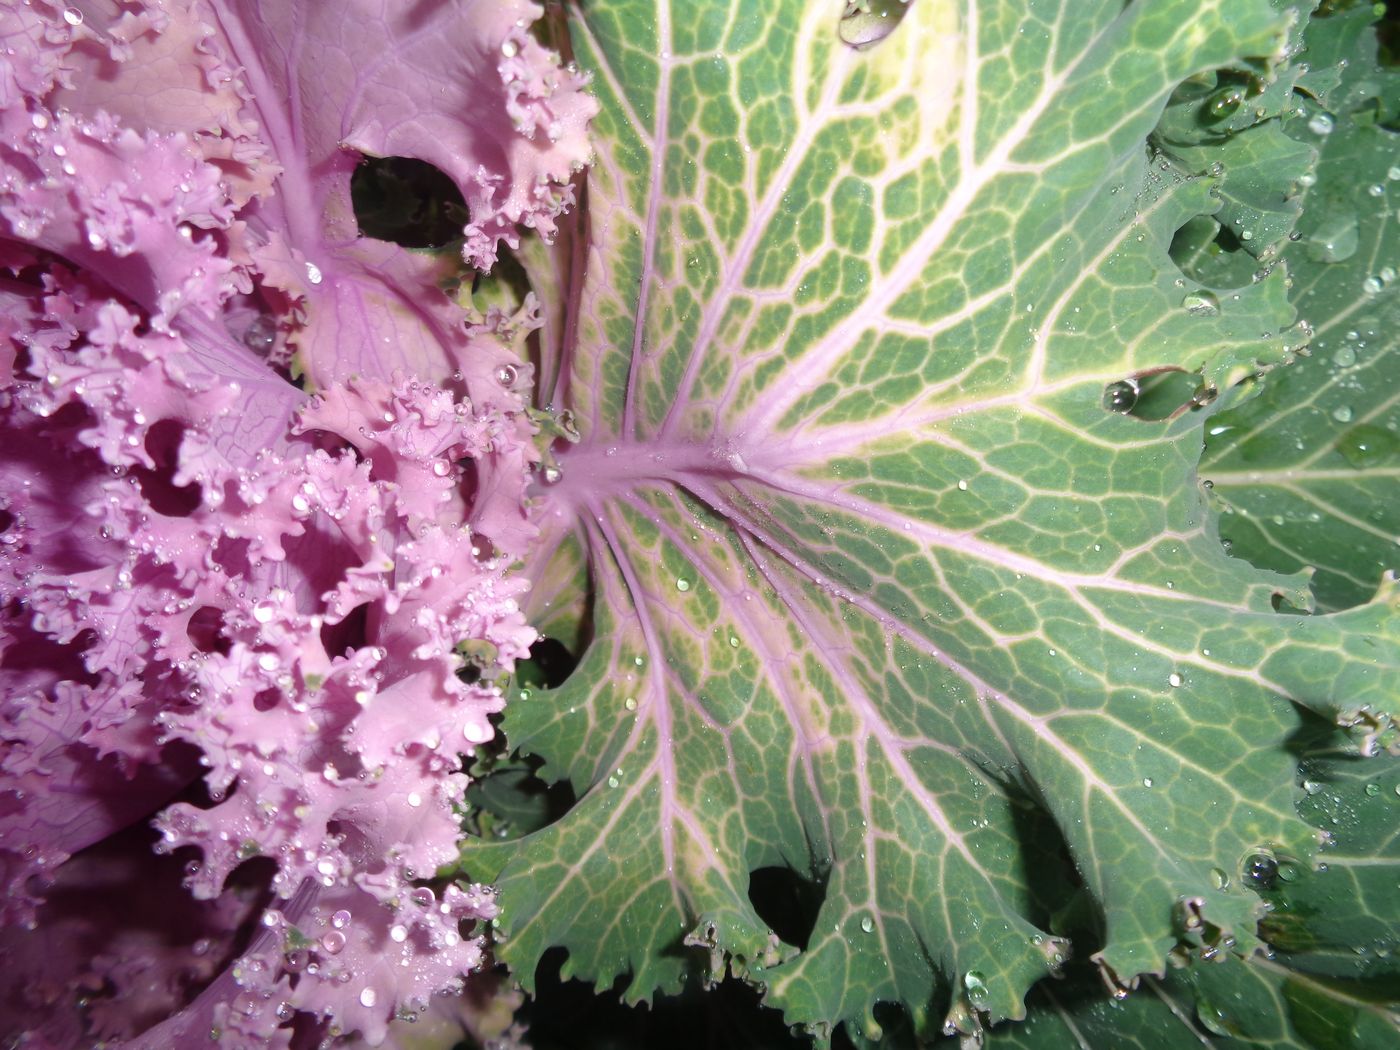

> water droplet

[
  {"left": 406, "top": 791, "right": 423, "bottom": 807},
  {"left": 1365, "top": 783, "right": 1380, "bottom": 797},
  {"left": 1242, "top": 851, "right": 1278, "bottom": 889},
  {"left": 320, "top": 931, "right": 346, "bottom": 954},
  {"left": 390, "top": 924, "right": 408, "bottom": 943},
  {"left": 962, "top": 971, "right": 990, "bottom": 1008},
  {"left": 463, "top": 719, "right": 492, "bottom": 744},
  {"left": 359, "top": 987, "right": 378, "bottom": 1009},
  {"left": 1204, "top": 87, "right": 1243, "bottom": 122},
  {"left": 1306, "top": 212, "right": 1359, "bottom": 263},
  {"left": 242, "top": 315, "right": 277, "bottom": 354},
  {"left": 252, "top": 602, "right": 275, "bottom": 624},
  {"left": 1332, "top": 346, "right": 1357, "bottom": 368},
  {"left": 1196, "top": 1000, "right": 1233, "bottom": 1037},
  {"left": 331, "top": 909, "right": 351, "bottom": 929},
  {"left": 1331, "top": 405, "right": 1354, "bottom": 423},
  {"left": 1337, "top": 424, "right": 1400, "bottom": 469},
  {"left": 1210, "top": 867, "right": 1229, "bottom": 890},
  {"left": 1368, "top": 184, "right": 1386, "bottom": 198},
  {"left": 1182, "top": 290, "right": 1221, "bottom": 317},
  {"left": 1303, "top": 779, "right": 1324, "bottom": 795},
  {"left": 607, "top": 775, "right": 620, "bottom": 788},
  {"left": 410, "top": 887, "right": 435, "bottom": 908},
  {"left": 63, "top": 7, "right": 83, "bottom": 26},
  {"left": 838, "top": 0, "right": 909, "bottom": 50},
  {"left": 1307, "top": 112, "right": 1334, "bottom": 136},
  {"left": 304, "top": 261, "right": 323, "bottom": 285},
  {"left": 728, "top": 634, "right": 740, "bottom": 648},
  {"left": 1102, "top": 379, "right": 1139, "bottom": 413},
  {"left": 1362, "top": 275, "right": 1384, "bottom": 295},
  {"left": 675, "top": 577, "right": 691, "bottom": 592},
  {"left": 495, "top": 364, "right": 518, "bottom": 387},
  {"left": 541, "top": 464, "right": 562, "bottom": 484},
  {"left": 1168, "top": 672, "right": 1183, "bottom": 688},
  {"left": 623, "top": 696, "right": 637, "bottom": 711},
  {"left": 1143, "top": 777, "right": 1154, "bottom": 788},
  {"left": 860, "top": 915, "right": 874, "bottom": 934}
]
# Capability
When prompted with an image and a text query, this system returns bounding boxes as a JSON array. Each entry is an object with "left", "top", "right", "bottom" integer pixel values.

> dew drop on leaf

[
  {"left": 1242, "top": 851, "right": 1278, "bottom": 889},
  {"left": 1182, "top": 290, "right": 1221, "bottom": 317},
  {"left": 1196, "top": 999, "right": 1234, "bottom": 1037},
  {"left": 837, "top": 0, "right": 909, "bottom": 50},
  {"left": 1102, "top": 379, "right": 1139, "bottom": 413},
  {"left": 1210, "top": 867, "right": 1229, "bottom": 890},
  {"left": 860, "top": 915, "right": 874, "bottom": 934},
  {"left": 962, "top": 971, "right": 989, "bottom": 1008},
  {"left": 1203, "top": 87, "right": 1243, "bottom": 122},
  {"left": 675, "top": 577, "right": 691, "bottom": 592},
  {"left": 1306, "top": 212, "right": 1359, "bottom": 263},
  {"left": 1307, "top": 112, "right": 1334, "bottom": 136}
]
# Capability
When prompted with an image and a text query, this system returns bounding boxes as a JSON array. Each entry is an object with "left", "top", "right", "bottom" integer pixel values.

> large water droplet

[
  {"left": 1331, "top": 405, "right": 1354, "bottom": 424},
  {"left": 1196, "top": 999, "right": 1234, "bottom": 1037},
  {"left": 1242, "top": 851, "right": 1278, "bottom": 889},
  {"left": 63, "top": 7, "right": 84, "bottom": 26},
  {"left": 1337, "top": 424, "right": 1400, "bottom": 469},
  {"left": 860, "top": 915, "right": 874, "bottom": 934},
  {"left": 242, "top": 315, "right": 277, "bottom": 354},
  {"left": 1210, "top": 867, "right": 1229, "bottom": 890},
  {"left": 1307, "top": 112, "right": 1334, "bottom": 136},
  {"left": 1306, "top": 213, "right": 1359, "bottom": 263},
  {"left": 838, "top": 0, "right": 910, "bottom": 50},
  {"left": 495, "top": 364, "right": 518, "bottom": 387},
  {"left": 1182, "top": 290, "right": 1221, "bottom": 317},
  {"left": 1102, "top": 379, "right": 1139, "bottom": 413},
  {"left": 675, "top": 577, "right": 691, "bottom": 592},
  {"left": 1203, "top": 87, "right": 1243, "bottom": 123},
  {"left": 962, "top": 971, "right": 990, "bottom": 1007}
]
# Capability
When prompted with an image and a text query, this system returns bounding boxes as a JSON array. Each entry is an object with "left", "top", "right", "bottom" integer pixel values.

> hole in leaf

[
  {"left": 320, "top": 602, "right": 369, "bottom": 659},
  {"left": 350, "top": 156, "right": 467, "bottom": 250},
  {"left": 838, "top": 0, "right": 911, "bottom": 50},
  {"left": 132, "top": 419, "right": 201, "bottom": 517},
  {"left": 1169, "top": 215, "right": 1256, "bottom": 288},
  {"left": 518, "top": 636, "right": 578, "bottom": 691},
  {"left": 518, "top": 949, "right": 807, "bottom": 1049},
  {"left": 463, "top": 754, "right": 576, "bottom": 841},
  {"left": 187, "top": 606, "right": 229, "bottom": 656},
  {"left": 747, "top": 864, "right": 827, "bottom": 952}
]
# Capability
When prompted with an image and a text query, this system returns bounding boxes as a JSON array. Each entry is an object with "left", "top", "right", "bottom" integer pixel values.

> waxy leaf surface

[{"left": 461, "top": 1, "right": 1400, "bottom": 1041}]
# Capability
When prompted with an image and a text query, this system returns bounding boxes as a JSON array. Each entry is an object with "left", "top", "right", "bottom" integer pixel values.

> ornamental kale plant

[{"left": 1, "top": 1, "right": 1398, "bottom": 1049}]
